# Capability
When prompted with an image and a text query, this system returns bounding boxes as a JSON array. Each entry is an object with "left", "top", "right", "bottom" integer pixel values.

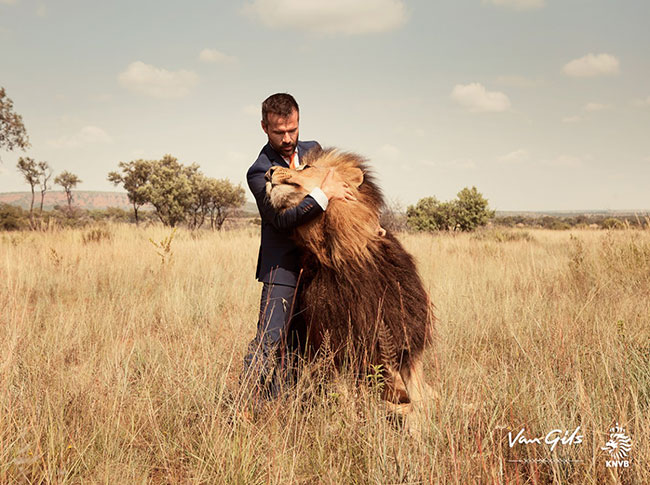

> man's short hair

[{"left": 262, "top": 93, "right": 299, "bottom": 125}]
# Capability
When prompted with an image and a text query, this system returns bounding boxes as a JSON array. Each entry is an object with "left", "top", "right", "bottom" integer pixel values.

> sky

[{"left": 1, "top": 0, "right": 649, "bottom": 211}]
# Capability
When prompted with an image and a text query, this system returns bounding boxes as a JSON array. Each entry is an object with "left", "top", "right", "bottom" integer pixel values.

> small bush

[
  {"left": 601, "top": 217, "right": 626, "bottom": 230},
  {"left": 82, "top": 227, "right": 113, "bottom": 244},
  {"left": 0, "top": 203, "right": 29, "bottom": 231},
  {"left": 406, "top": 187, "right": 494, "bottom": 232},
  {"left": 472, "top": 229, "right": 535, "bottom": 243}
]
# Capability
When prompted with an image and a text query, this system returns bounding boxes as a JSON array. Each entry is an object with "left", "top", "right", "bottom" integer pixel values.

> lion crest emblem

[{"left": 601, "top": 423, "right": 632, "bottom": 461}]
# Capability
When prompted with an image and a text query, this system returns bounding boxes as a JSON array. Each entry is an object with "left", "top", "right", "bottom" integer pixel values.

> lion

[{"left": 265, "top": 148, "right": 435, "bottom": 421}]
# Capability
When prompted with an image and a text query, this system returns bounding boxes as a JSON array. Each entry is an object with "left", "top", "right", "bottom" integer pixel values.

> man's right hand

[{"left": 321, "top": 169, "right": 356, "bottom": 201}]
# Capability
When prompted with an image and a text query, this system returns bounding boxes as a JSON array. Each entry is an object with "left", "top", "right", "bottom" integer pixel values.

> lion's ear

[{"left": 348, "top": 168, "right": 364, "bottom": 188}]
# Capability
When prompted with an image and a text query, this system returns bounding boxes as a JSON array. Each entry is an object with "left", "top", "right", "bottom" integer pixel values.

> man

[{"left": 243, "top": 93, "right": 354, "bottom": 400}]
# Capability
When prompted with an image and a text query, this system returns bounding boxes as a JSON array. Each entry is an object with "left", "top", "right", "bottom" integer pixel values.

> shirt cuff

[{"left": 309, "top": 187, "right": 329, "bottom": 211}]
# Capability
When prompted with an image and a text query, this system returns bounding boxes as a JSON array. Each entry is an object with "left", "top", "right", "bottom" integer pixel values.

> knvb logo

[{"left": 601, "top": 423, "right": 632, "bottom": 468}]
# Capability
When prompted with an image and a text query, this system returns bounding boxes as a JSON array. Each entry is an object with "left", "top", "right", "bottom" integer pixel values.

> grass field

[{"left": 1, "top": 225, "right": 648, "bottom": 484}]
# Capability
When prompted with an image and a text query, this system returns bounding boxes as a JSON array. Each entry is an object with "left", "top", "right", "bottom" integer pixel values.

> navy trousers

[{"left": 242, "top": 282, "right": 299, "bottom": 399}]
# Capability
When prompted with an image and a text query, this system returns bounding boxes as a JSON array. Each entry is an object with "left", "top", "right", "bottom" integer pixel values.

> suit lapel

[
  {"left": 264, "top": 143, "right": 289, "bottom": 168},
  {"left": 296, "top": 141, "right": 308, "bottom": 165}
]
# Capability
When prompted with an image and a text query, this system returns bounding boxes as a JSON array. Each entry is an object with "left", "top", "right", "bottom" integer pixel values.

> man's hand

[{"left": 321, "top": 169, "right": 356, "bottom": 201}]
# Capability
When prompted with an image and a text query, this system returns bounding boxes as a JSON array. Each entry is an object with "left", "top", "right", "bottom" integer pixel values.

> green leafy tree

[
  {"left": 54, "top": 171, "right": 82, "bottom": 209},
  {"left": 186, "top": 174, "right": 245, "bottom": 230},
  {"left": 406, "top": 197, "right": 457, "bottom": 231},
  {"left": 108, "top": 160, "right": 153, "bottom": 225},
  {"left": 186, "top": 172, "right": 211, "bottom": 229},
  {"left": 454, "top": 186, "right": 495, "bottom": 231},
  {"left": 16, "top": 156, "right": 39, "bottom": 219},
  {"left": 0, "top": 87, "right": 29, "bottom": 155},
  {"left": 407, "top": 187, "right": 494, "bottom": 232},
  {"left": 205, "top": 178, "right": 246, "bottom": 230},
  {"left": 142, "top": 155, "right": 198, "bottom": 227},
  {"left": 109, "top": 155, "right": 245, "bottom": 228},
  {"left": 37, "top": 161, "right": 53, "bottom": 213}
]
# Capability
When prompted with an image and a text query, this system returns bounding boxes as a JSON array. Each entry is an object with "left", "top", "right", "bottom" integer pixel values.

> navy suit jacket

[{"left": 247, "top": 140, "right": 323, "bottom": 286}]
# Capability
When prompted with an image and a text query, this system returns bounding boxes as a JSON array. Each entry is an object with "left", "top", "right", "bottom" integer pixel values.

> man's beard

[{"left": 279, "top": 141, "right": 296, "bottom": 157}]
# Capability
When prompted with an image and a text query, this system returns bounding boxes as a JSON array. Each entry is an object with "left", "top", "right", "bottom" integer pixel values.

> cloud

[
  {"left": 562, "top": 115, "right": 582, "bottom": 123},
  {"left": 451, "top": 83, "right": 511, "bottom": 112},
  {"left": 632, "top": 96, "right": 650, "bottom": 107},
  {"left": 36, "top": 4, "right": 46, "bottom": 16},
  {"left": 499, "top": 149, "right": 529, "bottom": 164},
  {"left": 0, "top": 0, "right": 18, "bottom": 5},
  {"left": 377, "top": 144, "right": 400, "bottom": 159},
  {"left": 563, "top": 53, "right": 620, "bottom": 78},
  {"left": 544, "top": 155, "right": 584, "bottom": 168},
  {"left": 49, "top": 126, "right": 113, "bottom": 149},
  {"left": 583, "top": 102, "right": 609, "bottom": 112},
  {"left": 483, "top": 0, "right": 545, "bottom": 10},
  {"left": 419, "top": 158, "right": 476, "bottom": 169},
  {"left": 130, "top": 149, "right": 146, "bottom": 158},
  {"left": 118, "top": 61, "right": 199, "bottom": 99},
  {"left": 495, "top": 75, "right": 541, "bottom": 88},
  {"left": 242, "top": 104, "right": 260, "bottom": 117},
  {"left": 199, "top": 48, "right": 236, "bottom": 63},
  {"left": 242, "top": 0, "right": 408, "bottom": 35}
]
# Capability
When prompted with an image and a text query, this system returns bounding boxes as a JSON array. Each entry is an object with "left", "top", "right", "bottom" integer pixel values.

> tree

[
  {"left": 407, "top": 187, "right": 494, "bottom": 232},
  {"left": 142, "top": 155, "right": 198, "bottom": 227},
  {"left": 108, "top": 155, "right": 246, "bottom": 228},
  {"left": 454, "top": 186, "right": 494, "bottom": 231},
  {"left": 205, "top": 178, "right": 246, "bottom": 230},
  {"left": 0, "top": 87, "right": 29, "bottom": 154},
  {"left": 186, "top": 172, "right": 211, "bottom": 230},
  {"left": 54, "top": 171, "right": 82, "bottom": 209},
  {"left": 108, "top": 160, "right": 153, "bottom": 225},
  {"left": 406, "top": 196, "right": 457, "bottom": 231},
  {"left": 37, "top": 161, "right": 53, "bottom": 213},
  {"left": 16, "top": 157, "right": 39, "bottom": 219}
]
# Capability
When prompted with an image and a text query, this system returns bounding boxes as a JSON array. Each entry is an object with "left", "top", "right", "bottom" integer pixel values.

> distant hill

[
  {"left": 0, "top": 191, "right": 259, "bottom": 213},
  {"left": 0, "top": 191, "right": 134, "bottom": 210},
  {"left": 495, "top": 210, "right": 650, "bottom": 217},
  {"left": 4, "top": 191, "right": 643, "bottom": 216}
]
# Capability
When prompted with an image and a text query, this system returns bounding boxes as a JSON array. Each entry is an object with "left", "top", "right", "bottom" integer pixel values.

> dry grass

[{"left": 1, "top": 225, "right": 648, "bottom": 484}]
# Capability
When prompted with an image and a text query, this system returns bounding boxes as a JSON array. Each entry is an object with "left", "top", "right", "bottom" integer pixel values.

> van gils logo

[
  {"left": 601, "top": 423, "right": 632, "bottom": 468},
  {"left": 507, "top": 427, "right": 583, "bottom": 452}
]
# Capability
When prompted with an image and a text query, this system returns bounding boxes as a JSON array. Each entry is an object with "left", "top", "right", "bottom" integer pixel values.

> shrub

[
  {"left": 82, "top": 227, "right": 113, "bottom": 244},
  {"left": 601, "top": 217, "right": 626, "bottom": 230},
  {"left": 0, "top": 203, "right": 29, "bottom": 231},
  {"left": 406, "top": 187, "right": 494, "bottom": 232}
]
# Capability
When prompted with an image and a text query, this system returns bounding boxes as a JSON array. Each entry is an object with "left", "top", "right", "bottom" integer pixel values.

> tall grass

[{"left": 1, "top": 226, "right": 648, "bottom": 483}]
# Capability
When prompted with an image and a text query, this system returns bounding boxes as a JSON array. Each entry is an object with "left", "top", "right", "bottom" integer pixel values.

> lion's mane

[{"left": 290, "top": 148, "right": 435, "bottom": 375}]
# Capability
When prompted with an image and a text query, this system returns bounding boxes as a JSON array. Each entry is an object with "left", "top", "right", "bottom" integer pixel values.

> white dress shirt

[{"left": 283, "top": 146, "right": 329, "bottom": 211}]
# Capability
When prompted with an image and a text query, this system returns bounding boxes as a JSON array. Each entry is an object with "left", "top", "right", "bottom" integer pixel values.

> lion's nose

[{"left": 265, "top": 166, "right": 279, "bottom": 182}]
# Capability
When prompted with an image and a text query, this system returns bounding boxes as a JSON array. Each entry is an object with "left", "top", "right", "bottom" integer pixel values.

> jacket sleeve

[{"left": 247, "top": 163, "right": 324, "bottom": 231}]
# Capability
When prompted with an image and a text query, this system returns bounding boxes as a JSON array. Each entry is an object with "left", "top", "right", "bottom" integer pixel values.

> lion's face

[
  {"left": 264, "top": 149, "right": 382, "bottom": 270},
  {"left": 265, "top": 162, "right": 363, "bottom": 211}
]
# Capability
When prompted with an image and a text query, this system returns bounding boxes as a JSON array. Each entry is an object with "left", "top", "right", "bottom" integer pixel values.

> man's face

[{"left": 262, "top": 109, "right": 299, "bottom": 159}]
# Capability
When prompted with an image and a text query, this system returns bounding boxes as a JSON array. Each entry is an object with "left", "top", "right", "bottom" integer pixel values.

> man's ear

[
  {"left": 261, "top": 120, "right": 268, "bottom": 135},
  {"left": 348, "top": 168, "right": 364, "bottom": 188}
]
